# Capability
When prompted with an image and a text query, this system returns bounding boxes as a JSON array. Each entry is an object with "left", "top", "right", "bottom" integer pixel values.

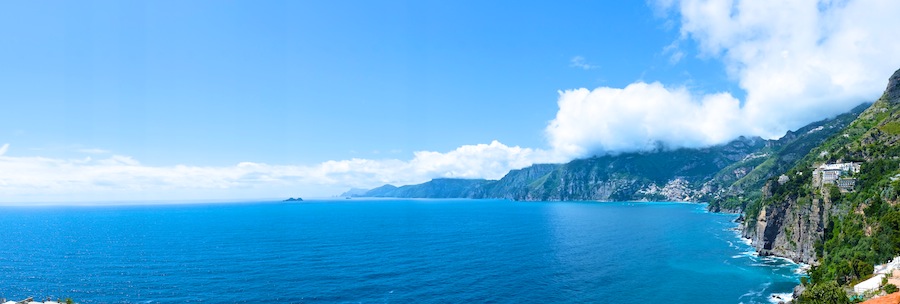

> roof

[{"left": 861, "top": 292, "right": 900, "bottom": 304}]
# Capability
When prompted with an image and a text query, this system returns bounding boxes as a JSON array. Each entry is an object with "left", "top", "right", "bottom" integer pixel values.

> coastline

[{"left": 729, "top": 223, "right": 807, "bottom": 303}]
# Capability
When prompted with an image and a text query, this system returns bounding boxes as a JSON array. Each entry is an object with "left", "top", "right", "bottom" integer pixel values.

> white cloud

[
  {"left": 546, "top": 82, "right": 747, "bottom": 157},
  {"left": 570, "top": 56, "right": 598, "bottom": 70},
  {"left": 675, "top": 0, "right": 900, "bottom": 135},
  {"left": 0, "top": 141, "right": 557, "bottom": 203},
  {"left": 547, "top": 0, "right": 900, "bottom": 158},
  {"left": 0, "top": 144, "right": 8, "bottom": 156}
]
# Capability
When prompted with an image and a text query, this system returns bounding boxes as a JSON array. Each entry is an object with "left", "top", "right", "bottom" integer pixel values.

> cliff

[
  {"left": 744, "top": 182, "right": 832, "bottom": 264},
  {"left": 743, "top": 68, "right": 900, "bottom": 273}
]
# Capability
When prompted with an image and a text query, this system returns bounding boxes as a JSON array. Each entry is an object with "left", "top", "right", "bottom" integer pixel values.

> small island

[{"left": 283, "top": 197, "right": 303, "bottom": 202}]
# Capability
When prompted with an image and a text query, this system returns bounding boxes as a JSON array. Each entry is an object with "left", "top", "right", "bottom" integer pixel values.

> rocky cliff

[
  {"left": 744, "top": 186, "right": 831, "bottom": 264},
  {"left": 742, "top": 68, "right": 900, "bottom": 267}
]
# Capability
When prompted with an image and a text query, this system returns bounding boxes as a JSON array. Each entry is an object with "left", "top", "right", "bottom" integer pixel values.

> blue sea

[{"left": 0, "top": 199, "right": 801, "bottom": 303}]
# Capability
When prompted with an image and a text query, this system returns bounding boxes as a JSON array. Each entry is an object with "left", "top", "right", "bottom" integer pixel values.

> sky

[{"left": 1, "top": 0, "right": 899, "bottom": 202}]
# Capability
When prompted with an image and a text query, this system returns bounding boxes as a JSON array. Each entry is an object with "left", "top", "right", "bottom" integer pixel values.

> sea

[{"left": 0, "top": 199, "right": 802, "bottom": 303}]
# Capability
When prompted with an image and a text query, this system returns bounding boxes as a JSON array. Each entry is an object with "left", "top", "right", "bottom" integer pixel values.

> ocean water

[{"left": 0, "top": 199, "right": 801, "bottom": 303}]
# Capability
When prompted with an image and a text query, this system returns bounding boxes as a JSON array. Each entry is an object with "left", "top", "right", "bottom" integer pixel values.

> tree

[
  {"left": 884, "top": 284, "right": 898, "bottom": 294},
  {"left": 829, "top": 185, "right": 842, "bottom": 203},
  {"left": 851, "top": 259, "right": 873, "bottom": 281},
  {"left": 796, "top": 281, "right": 850, "bottom": 304}
]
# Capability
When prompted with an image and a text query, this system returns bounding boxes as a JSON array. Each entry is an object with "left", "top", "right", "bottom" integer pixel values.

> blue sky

[
  {"left": 0, "top": 0, "right": 730, "bottom": 165},
  {"left": 1, "top": 0, "right": 899, "bottom": 202}
]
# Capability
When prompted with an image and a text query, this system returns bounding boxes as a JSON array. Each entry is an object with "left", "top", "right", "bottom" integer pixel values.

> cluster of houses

[{"left": 812, "top": 162, "right": 861, "bottom": 192}]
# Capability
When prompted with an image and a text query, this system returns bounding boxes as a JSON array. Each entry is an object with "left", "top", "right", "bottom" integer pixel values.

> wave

[
  {"left": 740, "top": 282, "right": 770, "bottom": 300},
  {"left": 768, "top": 292, "right": 793, "bottom": 304}
]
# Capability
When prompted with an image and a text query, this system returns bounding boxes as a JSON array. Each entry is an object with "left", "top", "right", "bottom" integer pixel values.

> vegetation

[
  {"left": 795, "top": 281, "right": 851, "bottom": 304},
  {"left": 732, "top": 84, "right": 900, "bottom": 301},
  {"left": 806, "top": 97, "right": 900, "bottom": 288},
  {"left": 707, "top": 103, "right": 867, "bottom": 213},
  {"left": 884, "top": 283, "right": 898, "bottom": 294}
]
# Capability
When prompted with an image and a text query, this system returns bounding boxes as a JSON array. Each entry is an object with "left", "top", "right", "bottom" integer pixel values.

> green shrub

[{"left": 797, "top": 281, "right": 850, "bottom": 304}]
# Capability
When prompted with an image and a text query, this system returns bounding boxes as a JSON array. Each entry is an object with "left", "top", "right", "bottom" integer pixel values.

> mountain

[
  {"left": 704, "top": 103, "right": 869, "bottom": 212},
  {"left": 500, "top": 137, "right": 767, "bottom": 201},
  {"left": 352, "top": 138, "right": 769, "bottom": 200},
  {"left": 352, "top": 105, "right": 864, "bottom": 203},
  {"left": 359, "top": 178, "right": 495, "bottom": 198},
  {"left": 362, "top": 184, "right": 400, "bottom": 197},
  {"left": 736, "top": 68, "right": 900, "bottom": 299},
  {"left": 339, "top": 188, "right": 370, "bottom": 197}
]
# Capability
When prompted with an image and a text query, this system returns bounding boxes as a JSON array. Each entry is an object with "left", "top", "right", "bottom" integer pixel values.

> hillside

[
  {"left": 504, "top": 137, "right": 766, "bottom": 201},
  {"left": 737, "top": 68, "right": 900, "bottom": 300},
  {"left": 705, "top": 103, "right": 869, "bottom": 213}
]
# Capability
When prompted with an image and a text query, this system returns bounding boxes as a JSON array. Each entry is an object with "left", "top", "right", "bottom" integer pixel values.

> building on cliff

[
  {"left": 812, "top": 162, "right": 861, "bottom": 191},
  {"left": 837, "top": 178, "right": 857, "bottom": 191}
]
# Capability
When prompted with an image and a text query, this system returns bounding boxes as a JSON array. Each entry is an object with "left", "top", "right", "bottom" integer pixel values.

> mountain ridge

[{"left": 348, "top": 105, "right": 867, "bottom": 204}]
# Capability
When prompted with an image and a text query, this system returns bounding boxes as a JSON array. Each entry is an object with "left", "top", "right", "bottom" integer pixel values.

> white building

[
  {"left": 854, "top": 273, "right": 886, "bottom": 294},
  {"left": 854, "top": 256, "right": 900, "bottom": 294},
  {"left": 813, "top": 162, "right": 861, "bottom": 190}
]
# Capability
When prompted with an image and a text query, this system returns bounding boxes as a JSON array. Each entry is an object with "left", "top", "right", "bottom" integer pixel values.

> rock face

[
  {"left": 744, "top": 191, "right": 828, "bottom": 264},
  {"left": 488, "top": 164, "right": 561, "bottom": 200},
  {"left": 887, "top": 68, "right": 900, "bottom": 104}
]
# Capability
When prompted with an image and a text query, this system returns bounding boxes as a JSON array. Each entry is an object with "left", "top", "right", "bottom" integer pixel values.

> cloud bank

[
  {"left": 0, "top": 142, "right": 556, "bottom": 202},
  {"left": 548, "top": 0, "right": 900, "bottom": 157},
  {"left": 547, "top": 83, "right": 747, "bottom": 157}
]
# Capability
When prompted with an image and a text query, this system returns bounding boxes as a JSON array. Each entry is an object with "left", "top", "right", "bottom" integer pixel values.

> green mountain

[
  {"left": 705, "top": 103, "right": 869, "bottom": 212},
  {"left": 354, "top": 105, "right": 864, "bottom": 203},
  {"left": 737, "top": 68, "right": 900, "bottom": 299},
  {"left": 355, "top": 138, "right": 769, "bottom": 200},
  {"left": 360, "top": 178, "right": 494, "bottom": 198},
  {"left": 500, "top": 137, "right": 767, "bottom": 201}
]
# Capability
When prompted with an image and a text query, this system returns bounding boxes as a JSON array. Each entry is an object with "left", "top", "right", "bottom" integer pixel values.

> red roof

[{"left": 861, "top": 292, "right": 900, "bottom": 304}]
